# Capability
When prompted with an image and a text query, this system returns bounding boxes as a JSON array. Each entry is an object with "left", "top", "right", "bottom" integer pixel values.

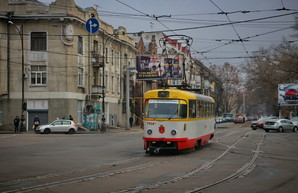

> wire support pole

[{"left": 8, "top": 21, "right": 25, "bottom": 131}]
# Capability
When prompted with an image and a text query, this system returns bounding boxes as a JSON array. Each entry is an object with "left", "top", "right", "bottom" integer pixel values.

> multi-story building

[
  {"left": 129, "top": 32, "right": 221, "bottom": 123},
  {"left": 0, "top": 0, "right": 136, "bottom": 131}
]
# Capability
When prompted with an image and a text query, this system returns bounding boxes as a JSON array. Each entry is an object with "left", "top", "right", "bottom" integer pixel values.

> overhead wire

[
  {"left": 115, "top": 0, "right": 216, "bottom": 68},
  {"left": 6, "top": 0, "right": 298, "bottom": 68},
  {"left": 128, "top": 12, "right": 298, "bottom": 33},
  {"left": 196, "top": 26, "right": 294, "bottom": 54},
  {"left": 209, "top": 0, "right": 247, "bottom": 57}
]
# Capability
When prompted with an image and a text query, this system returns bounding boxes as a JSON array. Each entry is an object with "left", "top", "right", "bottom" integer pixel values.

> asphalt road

[{"left": 0, "top": 122, "right": 297, "bottom": 193}]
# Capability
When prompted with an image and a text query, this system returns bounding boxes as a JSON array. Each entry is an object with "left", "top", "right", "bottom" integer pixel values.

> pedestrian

[
  {"left": 14, "top": 116, "right": 20, "bottom": 133},
  {"left": 129, "top": 116, "right": 134, "bottom": 128},
  {"left": 69, "top": 115, "right": 73, "bottom": 121},
  {"left": 33, "top": 115, "right": 40, "bottom": 132}
]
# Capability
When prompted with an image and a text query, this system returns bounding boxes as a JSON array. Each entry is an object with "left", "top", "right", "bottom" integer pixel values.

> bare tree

[
  {"left": 210, "top": 62, "right": 241, "bottom": 114},
  {"left": 242, "top": 41, "right": 298, "bottom": 116},
  {"left": 293, "top": 14, "right": 298, "bottom": 38}
]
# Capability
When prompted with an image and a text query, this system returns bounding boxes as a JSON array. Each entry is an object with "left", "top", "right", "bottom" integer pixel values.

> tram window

[
  {"left": 205, "top": 102, "right": 208, "bottom": 117},
  {"left": 189, "top": 100, "right": 197, "bottom": 118},
  {"left": 202, "top": 102, "right": 206, "bottom": 117},
  {"left": 198, "top": 101, "right": 203, "bottom": 118},
  {"left": 179, "top": 101, "right": 187, "bottom": 118},
  {"left": 206, "top": 103, "right": 210, "bottom": 117},
  {"left": 208, "top": 103, "right": 212, "bottom": 117}
]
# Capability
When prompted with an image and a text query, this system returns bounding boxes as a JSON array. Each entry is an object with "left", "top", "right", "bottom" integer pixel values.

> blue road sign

[{"left": 86, "top": 18, "right": 99, "bottom": 33}]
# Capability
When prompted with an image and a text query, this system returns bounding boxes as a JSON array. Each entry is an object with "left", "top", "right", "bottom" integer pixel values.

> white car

[{"left": 37, "top": 120, "right": 78, "bottom": 134}]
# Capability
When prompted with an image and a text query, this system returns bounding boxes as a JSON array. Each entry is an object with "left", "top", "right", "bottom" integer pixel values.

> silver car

[
  {"left": 36, "top": 120, "right": 78, "bottom": 134},
  {"left": 263, "top": 119, "right": 297, "bottom": 132},
  {"left": 290, "top": 117, "right": 298, "bottom": 126}
]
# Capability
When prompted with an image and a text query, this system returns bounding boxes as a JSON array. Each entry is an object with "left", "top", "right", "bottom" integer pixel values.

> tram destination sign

[{"left": 136, "top": 55, "right": 183, "bottom": 80}]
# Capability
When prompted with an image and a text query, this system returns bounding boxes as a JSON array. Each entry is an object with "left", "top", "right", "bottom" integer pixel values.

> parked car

[
  {"left": 223, "top": 113, "right": 233, "bottom": 122},
  {"left": 36, "top": 120, "right": 78, "bottom": 134},
  {"left": 251, "top": 116, "right": 278, "bottom": 130},
  {"left": 285, "top": 88, "right": 298, "bottom": 100},
  {"left": 290, "top": 117, "right": 298, "bottom": 126},
  {"left": 263, "top": 119, "right": 297, "bottom": 132},
  {"left": 215, "top": 117, "right": 224, "bottom": 124},
  {"left": 233, "top": 115, "right": 245, "bottom": 124}
]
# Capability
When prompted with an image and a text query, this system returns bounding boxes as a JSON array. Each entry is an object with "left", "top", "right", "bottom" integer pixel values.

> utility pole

[
  {"left": 8, "top": 20, "right": 25, "bottom": 131},
  {"left": 101, "top": 29, "right": 107, "bottom": 132}
]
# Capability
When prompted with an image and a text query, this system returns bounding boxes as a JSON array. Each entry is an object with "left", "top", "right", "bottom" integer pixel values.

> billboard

[
  {"left": 136, "top": 55, "right": 183, "bottom": 80},
  {"left": 278, "top": 84, "right": 298, "bottom": 106}
]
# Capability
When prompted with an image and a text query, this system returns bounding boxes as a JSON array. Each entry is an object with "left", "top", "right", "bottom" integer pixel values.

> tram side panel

[{"left": 143, "top": 118, "right": 215, "bottom": 151}]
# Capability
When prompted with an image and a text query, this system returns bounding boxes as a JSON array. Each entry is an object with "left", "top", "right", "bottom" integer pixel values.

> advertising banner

[
  {"left": 136, "top": 55, "right": 183, "bottom": 80},
  {"left": 278, "top": 84, "right": 298, "bottom": 106}
]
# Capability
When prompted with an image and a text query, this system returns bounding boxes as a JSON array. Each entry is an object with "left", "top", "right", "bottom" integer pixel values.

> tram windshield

[{"left": 144, "top": 99, "right": 187, "bottom": 119}]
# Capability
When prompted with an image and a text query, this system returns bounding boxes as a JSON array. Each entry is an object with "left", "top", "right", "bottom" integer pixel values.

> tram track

[
  {"left": 186, "top": 131, "right": 265, "bottom": 193},
  {"left": 0, "top": 156, "right": 142, "bottom": 189},
  {"left": 112, "top": 130, "right": 265, "bottom": 193},
  {"left": 1, "top": 128, "right": 267, "bottom": 193},
  {"left": 1, "top": 159, "right": 168, "bottom": 193}
]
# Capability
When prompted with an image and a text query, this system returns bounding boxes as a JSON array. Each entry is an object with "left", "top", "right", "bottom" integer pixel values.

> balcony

[
  {"left": 92, "top": 85, "right": 103, "bottom": 95},
  {"left": 91, "top": 51, "right": 103, "bottom": 67}
]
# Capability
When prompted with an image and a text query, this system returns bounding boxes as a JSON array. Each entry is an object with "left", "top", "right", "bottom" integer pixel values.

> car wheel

[
  {"left": 68, "top": 128, "right": 75, "bottom": 134},
  {"left": 44, "top": 128, "right": 51, "bottom": 134},
  {"left": 278, "top": 126, "right": 284, "bottom": 132},
  {"left": 293, "top": 126, "right": 297, "bottom": 133},
  {"left": 265, "top": 129, "right": 269, "bottom": 132}
]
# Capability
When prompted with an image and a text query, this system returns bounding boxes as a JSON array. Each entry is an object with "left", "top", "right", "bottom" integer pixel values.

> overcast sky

[{"left": 39, "top": 0, "right": 298, "bottom": 67}]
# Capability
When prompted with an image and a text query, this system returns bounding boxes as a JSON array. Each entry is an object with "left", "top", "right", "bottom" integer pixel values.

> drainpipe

[
  {"left": 7, "top": 20, "right": 10, "bottom": 100},
  {"left": 126, "top": 66, "right": 135, "bottom": 129}
]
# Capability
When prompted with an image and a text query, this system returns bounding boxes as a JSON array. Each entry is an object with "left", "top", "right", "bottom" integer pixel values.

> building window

[
  {"left": 105, "top": 74, "right": 109, "bottom": 93},
  {"left": 78, "top": 36, "right": 83, "bottom": 55},
  {"left": 93, "top": 71, "right": 97, "bottom": 85},
  {"left": 105, "top": 47, "right": 108, "bottom": 63},
  {"left": 117, "top": 76, "right": 120, "bottom": 94},
  {"left": 31, "top": 65, "right": 47, "bottom": 85},
  {"left": 111, "top": 49, "right": 114, "bottom": 65},
  {"left": 93, "top": 40, "right": 98, "bottom": 53},
  {"left": 112, "top": 76, "right": 115, "bottom": 93},
  {"left": 118, "top": 52, "right": 121, "bottom": 72},
  {"left": 78, "top": 67, "right": 84, "bottom": 87},
  {"left": 31, "top": 32, "right": 46, "bottom": 51}
]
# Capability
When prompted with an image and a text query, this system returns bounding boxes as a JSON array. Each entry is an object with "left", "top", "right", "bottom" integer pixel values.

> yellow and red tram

[{"left": 143, "top": 89, "right": 215, "bottom": 153}]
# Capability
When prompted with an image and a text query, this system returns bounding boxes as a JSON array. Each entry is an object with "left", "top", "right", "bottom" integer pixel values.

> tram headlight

[
  {"left": 171, "top": 129, "right": 177, "bottom": 135},
  {"left": 147, "top": 129, "right": 152, "bottom": 135}
]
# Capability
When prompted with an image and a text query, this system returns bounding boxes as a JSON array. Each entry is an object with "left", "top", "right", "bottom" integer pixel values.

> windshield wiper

[{"left": 168, "top": 110, "right": 178, "bottom": 120}]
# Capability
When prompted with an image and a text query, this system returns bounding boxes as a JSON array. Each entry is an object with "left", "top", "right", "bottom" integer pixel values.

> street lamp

[{"left": 8, "top": 21, "right": 25, "bottom": 131}]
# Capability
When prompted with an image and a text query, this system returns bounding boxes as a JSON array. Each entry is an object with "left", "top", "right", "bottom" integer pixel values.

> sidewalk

[
  {"left": 78, "top": 125, "right": 143, "bottom": 134},
  {"left": 0, "top": 125, "right": 143, "bottom": 134}
]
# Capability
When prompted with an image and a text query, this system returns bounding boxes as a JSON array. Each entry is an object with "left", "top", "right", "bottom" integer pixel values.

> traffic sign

[{"left": 86, "top": 18, "right": 99, "bottom": 33}]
